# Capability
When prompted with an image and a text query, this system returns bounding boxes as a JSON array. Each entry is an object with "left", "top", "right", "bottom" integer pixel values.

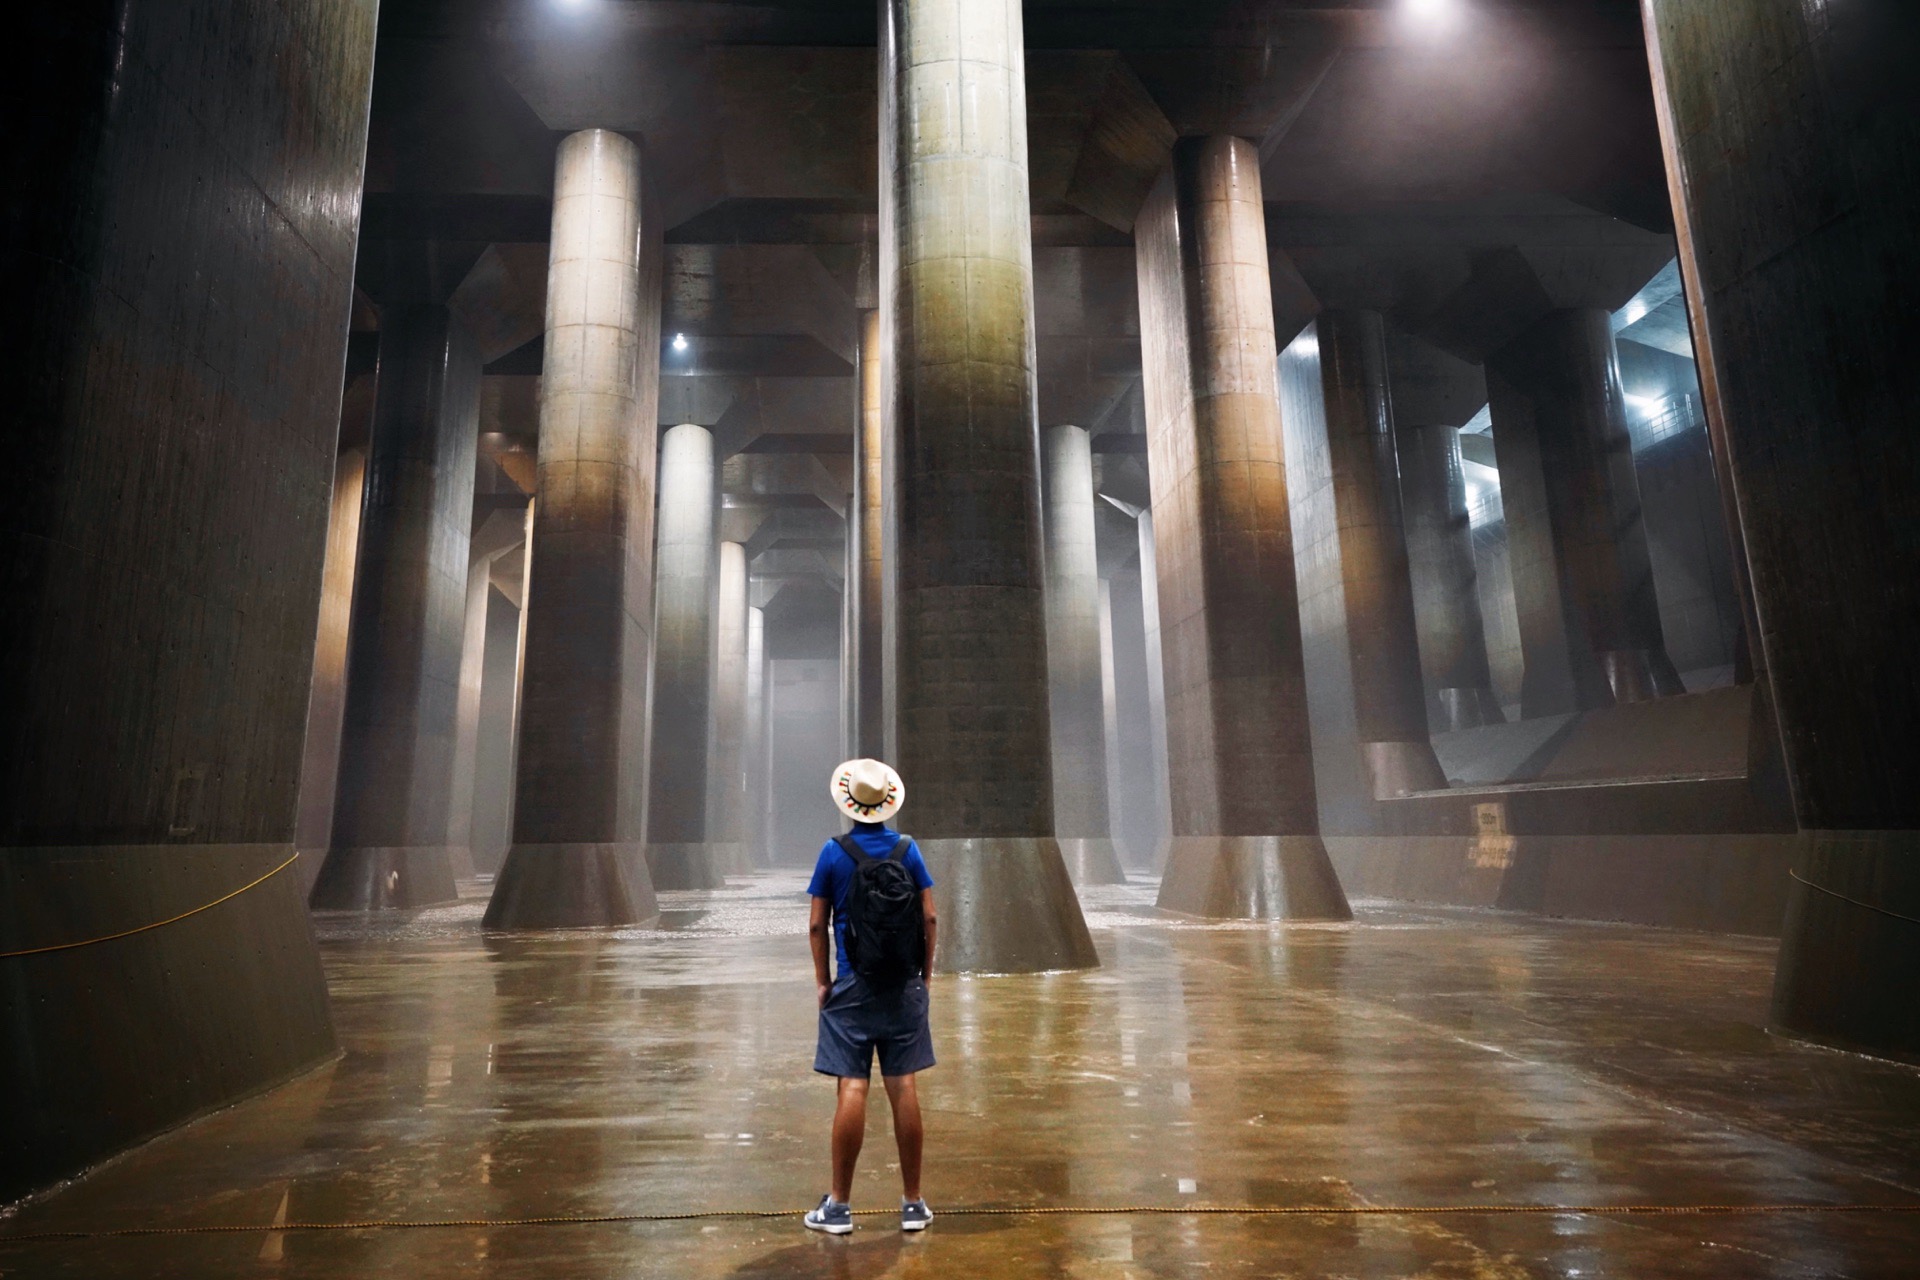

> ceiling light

[
  {"left": 672, "top": 333, "right": 689, "bottom": 352},
  {"left": 1403, "top": 0, "right": 1463, "bottom": 29}
]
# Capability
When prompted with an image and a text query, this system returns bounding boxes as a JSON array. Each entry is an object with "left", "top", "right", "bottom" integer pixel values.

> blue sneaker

[
  {"left": 901, "top": 1199, "right": 933, "bottom": 1232},
  {"left": 804, "top": 1194, "right": 853, "bottom": 1235}
]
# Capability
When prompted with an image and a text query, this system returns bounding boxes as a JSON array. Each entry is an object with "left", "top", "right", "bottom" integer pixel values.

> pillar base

[
  {"left": 1435, "top": 686, "right": 1505, "bottom": 732},
  {"left": 1601, "top": 648, "right": 1687, "bottom": 703},
  {"left": 707, "top": 842, "right": 750, "bottom": 877},
  {"left": 1771, "top": 830, "right": 1920, "bottom": 1063},
  {"left": 646, "top": 842, "right": 727, "bottom": 891},
  {"left": 1156, "top": 836, "right": 1353, "bottom": 920},
  {"left": 1057, "top": 837, "right": 1128, "bottom": 886},
  {"left": 920, "top": 837, "right": 1100, "bottom": 974},
  {"left": 1363, "top": 740, "right": 1451, "bottom": 799},
  {"left": 308, "top": 845, "right": 460, "bottom": 910},
  {"left": 483, "top": 842, "right": 658, "bottom": 929}
]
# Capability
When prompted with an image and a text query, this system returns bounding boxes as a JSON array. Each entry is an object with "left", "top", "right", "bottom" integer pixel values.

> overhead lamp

[
  {"left": 1403, "top": 0, "right": 1463, "bottom": 29},
  {"left": 672, "top": 333, "right": 689, "bottom": 352}
]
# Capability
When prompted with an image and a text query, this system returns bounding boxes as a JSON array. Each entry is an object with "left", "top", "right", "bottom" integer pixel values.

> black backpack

[{"left": 835, "top": 833, "right": 925, "bottom": 989}]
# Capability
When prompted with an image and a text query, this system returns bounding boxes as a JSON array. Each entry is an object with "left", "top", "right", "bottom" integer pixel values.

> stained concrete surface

[{"left": 6, "top": 874, "right": 1920, "bottom": 1277}]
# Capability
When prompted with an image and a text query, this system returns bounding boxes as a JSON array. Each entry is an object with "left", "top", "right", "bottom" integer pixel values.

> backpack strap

[{"left": 835, "top": 832, "right": 907, "bottom": 863}]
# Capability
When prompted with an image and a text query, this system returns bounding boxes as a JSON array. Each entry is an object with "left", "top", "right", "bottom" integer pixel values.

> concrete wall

[{"left": 0, "top": 0, "right": 377, "bottom": 1201}]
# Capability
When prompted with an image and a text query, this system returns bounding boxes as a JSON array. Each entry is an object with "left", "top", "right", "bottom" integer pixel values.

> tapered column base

[
  {"left": 1435, "top": 686, "right": 1505, "bottom": 732},
  {"left": 1601, "top": 648, "right": 1688, "bottom": 702},
  {"left": 1156, "top": 836, "right": 1353, "bottom": 920},
  {"left": 308, "top": 845, "right": 459, "bottom": 910},
  {"left": 1771, "top": 830, "right": 1920, "bottom": 1063},
  {"left": 919, "top": 837, "right": 1100, "bottom": 974},
  {"left": 1363, "top": 740, "right": 1450, "bottom": 799},
  {"left": 483, "top": 842, "right": 657, "bottom": 929},
  {"left": 646, "top": 842, "right": 727, "bottom": 890},
  {"left": 1057, "top": 837, "right": 1128, "bottom": 886}
]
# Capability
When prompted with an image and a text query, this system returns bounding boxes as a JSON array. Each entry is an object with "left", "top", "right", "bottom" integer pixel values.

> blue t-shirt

[{"left": 807, "top": 822, "right": 934, "bottom": 977}]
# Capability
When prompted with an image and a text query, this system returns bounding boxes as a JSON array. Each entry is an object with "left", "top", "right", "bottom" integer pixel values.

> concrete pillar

[
  {"left": 444, "top": 554, "right": 492, "bottom": 882},
  {"left": 310, "top": 304, "right": 480, "bottom": 910},
  {"left": 850, "top": 309, "right": 888, "bottom": 758},
  {"left": 645, "top": 422, "right": 722, "bottom": 889},
  {"left": 1109, "top": 560, "right": 1172, "bottom": 872},
  {"left": 707, "top": 541, "right": 750, "bottom": 873},
  {"left": 294, "top": 447, "right": 368, "bottom": 891},
  {"left": 1042, "top": 425, "right": 1124, "bottom": 884},
  {"left": 1134, "top": 136, "right": 1350, "bottom": 921},
  {"left": 468, "top": 580, "right": 524, "bottom": 874},
  {"left": 445, "top": 509, "right": 529, "bottom": 880},
  {"left": 485, "top": 129, "right": 662, "bottom": 929},
  {"left": 1644, "top": 0, "right": 1920, "bottom": 1058},
  {"left": 0, "top": 0, "right": 373, "bottom": 1200},
  {"left": 1135, "top": 513, "right": 1175, "bottom": 871},
  {"left": 1097, "top": 580, "right": 1128, "bottom": 871},
  {"left": 1314, "top": 311, "right": 1448, "bottom": 796},
  {"left": 743, "top": 604, "right": 768, "bottom": 867},
  {"left": 881, "top": 0, "right": 1096, "bottom": 972},
  {"left": 1486, "top": 308, "right": 1685, "bottom": 717},
  {"left": 1397, "top": 423, "right": 1503, "bottom": 731}
]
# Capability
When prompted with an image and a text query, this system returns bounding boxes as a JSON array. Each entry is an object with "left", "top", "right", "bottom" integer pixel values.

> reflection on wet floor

[{"left": 5, "top": 872, "right": 1920, "bottom": 1278}]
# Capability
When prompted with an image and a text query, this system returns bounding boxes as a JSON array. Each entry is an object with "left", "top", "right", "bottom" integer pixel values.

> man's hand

[{"left": 818, "top": 982, "right": 832, "bottom": 1009}]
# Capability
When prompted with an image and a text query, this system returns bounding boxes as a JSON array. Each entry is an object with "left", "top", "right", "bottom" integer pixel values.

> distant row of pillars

[
  {"left": 311, "top": 160, "right": 1676, "bottom": 942},
  {"left": 312, "top": 2, "right": 1730, "bottom": 973}
]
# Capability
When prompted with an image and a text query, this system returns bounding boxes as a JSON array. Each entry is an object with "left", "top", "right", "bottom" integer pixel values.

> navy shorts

[{"left": 814, "top": 973, "right": 936, "bottom": 1079}]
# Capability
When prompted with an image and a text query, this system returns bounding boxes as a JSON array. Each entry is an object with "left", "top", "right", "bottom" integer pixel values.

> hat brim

[{"left": 829, "top": 759, "right": 905, "bottom": 823}]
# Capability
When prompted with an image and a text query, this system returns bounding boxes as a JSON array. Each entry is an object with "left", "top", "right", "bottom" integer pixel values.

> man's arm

[
  {"left": 921, "top": 889, "right": 938, "bottom": 984},
  {"left": 809, "top": 896, "right": 833, "bottom": 1008}
]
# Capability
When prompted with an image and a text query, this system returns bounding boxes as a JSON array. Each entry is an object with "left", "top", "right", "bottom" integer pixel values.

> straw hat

[{"left": 829, "top": 757, "right": 905, "bottom": 823}]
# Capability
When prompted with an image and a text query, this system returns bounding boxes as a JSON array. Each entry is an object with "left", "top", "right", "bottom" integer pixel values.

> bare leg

[
  {"left": 831, "top": 1076, "right": 869, "bottom": 1203},
  {"left": 882, "top": 1073, "right": 923, "bottom": 1202}
]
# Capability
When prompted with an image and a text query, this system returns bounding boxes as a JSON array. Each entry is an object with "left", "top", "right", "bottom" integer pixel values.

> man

[{"left": 803, "top": 758, "right": 938, "bottom": 1235}]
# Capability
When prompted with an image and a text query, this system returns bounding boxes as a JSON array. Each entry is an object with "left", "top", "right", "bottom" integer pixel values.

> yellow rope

[
  {"left": 1789, "top": 869, "right": 1920, "bottom": 927},
  {"left": 0, "top": 852, "right": 301, "bottom": 959},
  {"left": 3, "top": 1201, "right": 1917, "bottom": 1243}
]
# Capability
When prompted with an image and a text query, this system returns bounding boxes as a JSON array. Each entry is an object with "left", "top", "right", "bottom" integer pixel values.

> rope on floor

[
  {"left": 1789, "top": 870, "right": 1920, "bottom": 927},
  {"left": 5, "top": 1201, "right": 1919, "bottom": 1243},
  {"left": 0, "top": 853, "right": 301, "bottom": 960}
]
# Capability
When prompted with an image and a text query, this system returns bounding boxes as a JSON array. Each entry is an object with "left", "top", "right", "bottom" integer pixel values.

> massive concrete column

[
  {"left": 468, "top": 578, "right": 525, "bottom": 874},
  {"left": 0, "top": 0, "right": 373, "bottom": 1200},
  {"left": 1314, "top": 311, "right": 1448, "bottom": 796},
  {"left": 849, "top": 309, "right": 888, "bottom": 758},
  {"left": 1042, "top": 425, "right": 1125, "bottom": 884},
  {"left": 444, "top": 559, "right": 491, "bottom": 881},
  {"left": 881, "top": 0, "right": 1096, "bottom": 971},
  {"left": 1644, "top": 0, "right": 1920, "bottom": 1058},
  {"left": 445, "top": 509, "right": 528, "bottom": 880},
  {"left": 1134, "top": 136, "right": 1350, "bottom": 920},
  {"left": 1398, "top": 423, "right": 1503, "bottom": 731},
  {"left": 309, "top": 305, "right": 480, "bottom": 910},
  {"left": 1135, "top": 512, "right": 1175, "bottom": 871},
  {"left": 645, "top": 423, "right": 722, "bottom": 889},
  {"left": 1487, "top": 309, "right": 1685, "bottom": 716},
  {"left": 293, "top": 447, "right": 368, "bottom": 891},
  {"left": 707, "top": 541, "right": 750, "bottom": 873},
  {"left": 485, "top": 129, "right": 661, "bottom": 929},
  {"left": 743, "top": 604, "right": 768, "bottom": 867}
]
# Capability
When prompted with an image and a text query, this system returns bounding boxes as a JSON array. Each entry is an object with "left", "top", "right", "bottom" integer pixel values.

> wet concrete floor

[{"left": 5, "top": 873, "right": 1920, "bottom": 1277}]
